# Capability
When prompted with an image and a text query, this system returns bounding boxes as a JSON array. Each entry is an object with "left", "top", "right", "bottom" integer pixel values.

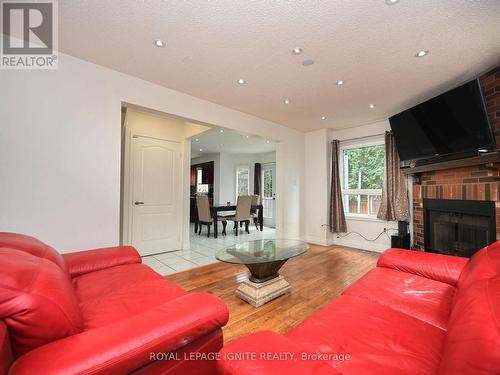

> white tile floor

[{"left": 142, "top": 223, "right": 276, "bottom": 276}]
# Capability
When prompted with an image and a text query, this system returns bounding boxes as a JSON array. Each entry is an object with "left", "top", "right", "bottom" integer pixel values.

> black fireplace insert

[{"left": 423, "top": 199, "right": 496, "bottom": 258}]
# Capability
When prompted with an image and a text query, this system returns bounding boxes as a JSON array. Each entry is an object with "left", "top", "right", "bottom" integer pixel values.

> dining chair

[
  {"left": 250, "top": 195, "right": 261, "bottom": 230},
  {"left": 223, "top": 195, "right": 253, "bottom": 236},
  {"left": 196, "top": 195, "right": 227, "bottom": 237}
]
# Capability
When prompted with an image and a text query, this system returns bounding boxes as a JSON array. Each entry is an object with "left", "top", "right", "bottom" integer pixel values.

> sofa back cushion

[
  {"left": 456, "top": 241, "right": 500, "bottom": 288},
  {"left": 0, "top": 249, "right": 83, "bottom": 357},
  {"left": 439, "top": 276, "right": 500, "bottom": 374},
  {"left": 439, "top": 242, "right": 500, "bottom": 374},
  {"left": 0, "top": 232, "right": 67, "bottom": 273}
]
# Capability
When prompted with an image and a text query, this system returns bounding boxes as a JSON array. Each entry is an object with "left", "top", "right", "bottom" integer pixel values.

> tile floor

[{"left": 142, "top": 223, "right": 276, "bottom": 275}]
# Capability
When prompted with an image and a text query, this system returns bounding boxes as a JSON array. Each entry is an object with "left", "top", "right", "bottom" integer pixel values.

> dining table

[{"left": 199, "top": 204, "right": 263, "bottom": 238}]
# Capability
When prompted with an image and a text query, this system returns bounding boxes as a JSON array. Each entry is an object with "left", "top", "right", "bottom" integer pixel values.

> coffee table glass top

[{"left": 216, "top": 239, "right": 309, "bottom": 264}]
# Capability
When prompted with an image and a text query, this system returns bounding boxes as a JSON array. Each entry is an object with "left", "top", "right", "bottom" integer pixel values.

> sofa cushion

[
  {"left": 455, "top": 241, "right": 500, "bottom": 290},
  {"left": 343, "top": 267, "right": 456, "bottom": 330},
  {"left": 286, "top": 295, "right": 445, "bottom": 375},
  {"left": 73, "top": 263, "right": 186, "bottom": 329},
  {"left": 0, "top": 232, "right": 67, "bottom": 273},
  {"left": 0, "top": 249, "right": 83, "bottom": 357},
  {"left": 438, "top": 276, "right": 500, "bottom": 374}
]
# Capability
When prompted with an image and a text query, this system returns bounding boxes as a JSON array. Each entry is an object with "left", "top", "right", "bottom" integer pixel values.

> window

[
  {"left": 236, "top": 166, "right": 250, "bottom": 196},
  {"left": 340, "top": 142, "right": 384, "bottom": 217}
]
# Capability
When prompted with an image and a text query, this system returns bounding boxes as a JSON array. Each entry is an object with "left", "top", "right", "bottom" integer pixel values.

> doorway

[{"left": 261, "top": 163, "right": 276, "bottom": 228}]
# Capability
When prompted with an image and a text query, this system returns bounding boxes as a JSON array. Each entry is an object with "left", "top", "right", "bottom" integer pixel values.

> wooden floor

[{"left": 166, "top": 244, "right": 379, "bottom": 344}]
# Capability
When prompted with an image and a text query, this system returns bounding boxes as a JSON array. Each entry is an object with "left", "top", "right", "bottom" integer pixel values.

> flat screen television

[{"left": 389, "top": 79, "right": 495, "bottom": 163}]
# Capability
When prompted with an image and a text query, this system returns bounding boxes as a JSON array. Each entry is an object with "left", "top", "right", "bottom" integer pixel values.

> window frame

[
  {"left": 235, "top": 165, "right": 250, "bottom": 198},
  {"left": 338, "top": 137, "right": 385, "bottom": 219}
]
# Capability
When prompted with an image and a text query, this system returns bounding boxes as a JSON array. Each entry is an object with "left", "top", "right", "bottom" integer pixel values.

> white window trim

[
  {"left": 235, "top": 165, "right": 250, "bottom": 199},
  {"left": 339, "top": 136, "right": 385, "bottom": 219}
]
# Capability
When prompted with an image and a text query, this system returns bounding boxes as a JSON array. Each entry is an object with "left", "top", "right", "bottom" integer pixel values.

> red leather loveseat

[
  {"left": 218, "top": 242, "right": 500, "bottom": 375},
  {"left": 0, "top": 232, "right": 229, "bottom": 375}
]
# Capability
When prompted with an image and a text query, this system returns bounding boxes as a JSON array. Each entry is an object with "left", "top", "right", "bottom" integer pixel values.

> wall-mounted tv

[{"left": 389, "top": 79, "right": 495, "bottom": 163}]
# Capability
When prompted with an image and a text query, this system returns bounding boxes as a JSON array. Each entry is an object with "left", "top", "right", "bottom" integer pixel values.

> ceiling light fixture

[
  {"left": 220, "top": 129, "right": 224, "bottom": 133},
  {"left": 292, "top": 47, "right": 303, "bottom": 55},
  {"left": 246, "top": 135, "right": 250, "bottom": 138},
  {"left": 284, "top": 99, "right": 290, "bottom": 104},
  {"left": 321, "top": 116, "right": 327, "bottom": 120},
  {"left": 154, "top": 39, "right": 166, "bottom": 48},
  {"left": 336, "top": 80, "right": 344, "bottom": 86},
  {"left": 415, "top": 50, "right": 429, "bottom": 58},
  {"left": 195, "top": 138, "right": 199, "bottom": 142},
  {"left": 369, "top": 104, "right": 375, "bottom": 109},
  {"left": 266, "top": 140, "right": 270, "bottom": 143},
  {"left": 199, "top": 148, "right": 203, "bottom": 152},
  {"left": 237, "top": 78, "right": 246, "bottom": 84},
  {"left": 385, "top": 0, "right": 400, "bottom": 5}
]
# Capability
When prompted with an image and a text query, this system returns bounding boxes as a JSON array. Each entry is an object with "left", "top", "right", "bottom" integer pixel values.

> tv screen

[{"left": 389, "top": 79, "right": 494, "bottom": 162}]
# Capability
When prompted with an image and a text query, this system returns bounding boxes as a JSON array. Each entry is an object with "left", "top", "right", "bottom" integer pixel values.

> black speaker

[
  {"left": 391, "top": 234, "right": 410, "bottom": 249},
  {"left": 398, "top": 220, "right": 408, "bottom": 235}
]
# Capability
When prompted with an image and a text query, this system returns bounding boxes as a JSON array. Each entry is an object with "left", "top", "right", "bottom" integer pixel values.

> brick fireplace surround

[{"left": 412, "top": 65, "right": 500, "bottom": 250}]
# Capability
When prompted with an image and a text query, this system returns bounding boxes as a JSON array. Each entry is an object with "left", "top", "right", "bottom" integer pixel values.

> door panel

[
  {"left": 262, "top": 163, "right": 276, "bottom": 228},
  {"left": 131, "top": 136, "right": 181, "bottom": 255}
]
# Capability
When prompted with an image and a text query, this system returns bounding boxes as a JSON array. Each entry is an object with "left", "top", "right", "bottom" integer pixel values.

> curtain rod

[{"left": 334, "top": 132, "right": 388, "bottom": 143}]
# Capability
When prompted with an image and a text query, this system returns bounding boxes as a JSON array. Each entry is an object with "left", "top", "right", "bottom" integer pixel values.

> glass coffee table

[{"left": 216, "top": 239, "right": 309, "bottom": 307}]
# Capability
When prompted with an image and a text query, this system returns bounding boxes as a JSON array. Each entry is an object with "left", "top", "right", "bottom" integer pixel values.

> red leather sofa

[
  {"left": 218, "top": 242, "right": 500, "bottom": 375},
  {"left": 0, "top": 232, "right": 229, "bottom": 375}
]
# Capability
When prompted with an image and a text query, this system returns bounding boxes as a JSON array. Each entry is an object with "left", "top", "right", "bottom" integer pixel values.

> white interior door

[
  {"left": 262, "top": 163, "right": 276, "bottom": 228},
  {"left": 131, "top": 136, "right": 182, "bottom": 255}
]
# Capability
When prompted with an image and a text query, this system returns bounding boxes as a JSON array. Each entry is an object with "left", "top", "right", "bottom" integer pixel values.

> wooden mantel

[{"left": 401, "top": 153, "right": 500, "bottom": 174}]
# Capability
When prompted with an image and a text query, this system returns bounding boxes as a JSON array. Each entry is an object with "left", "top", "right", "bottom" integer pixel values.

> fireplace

[{"left": 423, "top": 199, "right": 496, "bottom": 257}]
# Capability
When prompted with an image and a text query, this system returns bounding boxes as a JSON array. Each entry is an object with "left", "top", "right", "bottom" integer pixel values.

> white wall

[
  {"left": 305, "top": 121, "right": 399, "bottom": 252},
  {"left": 0, "top": 52, "right": 304, "bottom": 252}
]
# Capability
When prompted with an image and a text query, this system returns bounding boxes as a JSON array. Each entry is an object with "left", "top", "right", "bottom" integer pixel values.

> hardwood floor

[{"left": 166, "top": 244, "right": 379, "bottom": 344}]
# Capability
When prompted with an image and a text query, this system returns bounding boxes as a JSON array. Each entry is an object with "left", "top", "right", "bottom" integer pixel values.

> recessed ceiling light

[
  {"left": 284, "top": 99, "right": 290, "bottom": 105},
  {"left": 154, "top": 39, "right": 166, "bottom": 48},
  {"left": 195, "top": 138, "right": 199, "bottom": 142},
  {"left": 199, "top": 148, "right": 203, "bottom": 152},
  {"left": 220, "top": 129, "right": 224, "bottom": 133},
  {"left": 321, "top": 116, "right": 327, "bottom": 120},
  {"left": 415, "top": 50, "right": 429, "bottom": 58},
  {"left": 336, "top": 80, "right": 344, "bottom": 86},
  {"left": 385, "top": 0, "right": 400, "bottom": 5},
  {"left": 369, "top": 104, "right": 375, "bottom": 109},
  {"left": 237, "top": 78, "right": 246, "bottom": 84},
  {"left": 266, "top": 140, "right": 270, "bottom": 143},
  {"left": 302, "top": 59, "right": 314, "bottom": 66},
  {"left": 292, "top": 47, "right": 303, "bottom": 55},
  {"left": 246, "top": 135, "right": 250, "bottom": 138}
]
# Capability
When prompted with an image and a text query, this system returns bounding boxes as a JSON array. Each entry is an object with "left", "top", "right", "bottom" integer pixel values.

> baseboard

[{"left": 331, "top": 237, "right": 388, "bottom": 253}]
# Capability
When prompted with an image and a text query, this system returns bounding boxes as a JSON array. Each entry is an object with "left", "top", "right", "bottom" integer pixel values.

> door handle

[{"left": 134, "top": 201, "right": 144, "bottom": 205}]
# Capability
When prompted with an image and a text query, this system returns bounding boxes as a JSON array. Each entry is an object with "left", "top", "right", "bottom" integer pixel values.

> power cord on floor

[{"left": 321, "top": 224, "right": 398, "bottom": 242}]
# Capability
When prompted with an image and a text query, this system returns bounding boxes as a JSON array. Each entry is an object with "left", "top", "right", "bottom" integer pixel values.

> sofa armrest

[
  {"left": 63, "top": 245, "right": 141, "bottom": 277},
  {"left": 377, "top": 248, "right": 469, "bottom": 286},
  {"left": 10, "top": 292, "right": 229, "bottom": 375},
  {"left": 218, "top": 331, "right": 340, "bottom": 375}
]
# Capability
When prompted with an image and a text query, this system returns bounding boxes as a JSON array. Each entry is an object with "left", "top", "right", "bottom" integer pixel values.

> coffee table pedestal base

[{"left": 236, "top": 275, "right": 291, "bottom": 307}]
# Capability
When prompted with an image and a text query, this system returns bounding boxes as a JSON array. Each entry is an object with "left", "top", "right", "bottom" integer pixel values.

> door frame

[{"left": 261, "top": 162, "right": 276, "bottom": 228}]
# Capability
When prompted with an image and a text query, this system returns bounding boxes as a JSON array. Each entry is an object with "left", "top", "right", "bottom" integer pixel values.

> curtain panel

[
  {"left": 377, "top": 131, "right": 410, "bottom": 221},
  {"left": 254, "top": 163, "right": 261, "bottom": 195},
  {"left": 329, "top": 140, "right": 347, "bottom": 233}
]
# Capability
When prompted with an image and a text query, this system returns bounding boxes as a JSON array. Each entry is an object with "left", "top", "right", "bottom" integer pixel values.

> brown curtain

[
  {"left": 254, "top": 163, "right": 261, "bottom": 195},
  {"left": 377, "top": 131, "right": 409, "bottom": 221},
  {"left": 330, "top": 140, "right": 347, "bottom": 233}
]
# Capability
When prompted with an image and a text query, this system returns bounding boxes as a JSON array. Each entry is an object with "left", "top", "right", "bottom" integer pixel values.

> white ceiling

[
  {"left": 59, "top": 1, "right": 500, "bottom": 132},
  {"left": 190, "top": 128, "right": 275, "bottom": 159}
]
